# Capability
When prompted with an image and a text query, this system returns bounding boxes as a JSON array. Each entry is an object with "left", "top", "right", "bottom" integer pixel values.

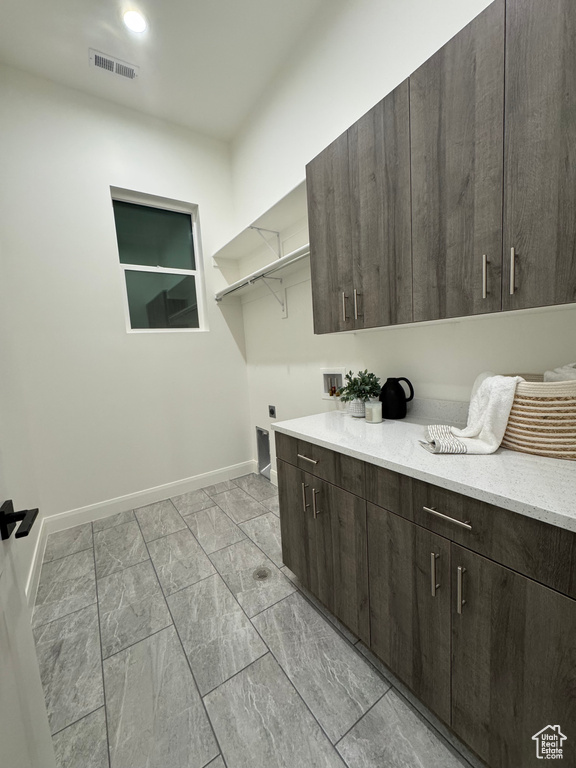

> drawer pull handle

[
  {"left": 423, "top": 506, "right": 472, "bottom": 531},
  {"left": 457, "top": 566, "right": 467, "bottom": 614},
  {"left": 482, "top": 254, "right": 489, "bottom": 299},
  {"left": 353, "top": 289, "right": 362, "bottom": 320},
  {"left": 312, "top": 488, "right": 320, "bottom": 519},
  {"left": 342, "top": 292, "right": 349, "bottom": 322},
  {"left": 510, "top": 247, "right": 516, "bottom": 295},
  {"left": 430, "top": 552, "right": 440, "bottom": 597},
  {"left": 301, "top": 483, "right": 310, "bottom": 513},
  {"left": 298, "top": 454, "right": 318, "bottom": 465}
]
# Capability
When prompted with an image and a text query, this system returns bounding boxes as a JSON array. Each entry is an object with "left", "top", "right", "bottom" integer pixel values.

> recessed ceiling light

[{"left": 123, "top": 10, "right": 148, "bottom": 33}]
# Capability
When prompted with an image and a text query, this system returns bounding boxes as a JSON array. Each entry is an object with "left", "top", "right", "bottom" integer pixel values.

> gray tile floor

[{"left": 33, "top": 473, "right": 479, "bottom": 768}]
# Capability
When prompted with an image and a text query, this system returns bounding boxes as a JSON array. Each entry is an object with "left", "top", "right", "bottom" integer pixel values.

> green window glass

[
  {"left": 112, "top": 196, "right": 202, "bottom": 331},
  {"left": 124, "top": 272, "right": 198, "bottom": 329},
  {"left": 113, "top": 201, "right": 195, "bottom": 270}
]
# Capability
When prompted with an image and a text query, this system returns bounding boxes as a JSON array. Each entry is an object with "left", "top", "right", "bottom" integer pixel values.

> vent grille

[
  {"left": 115, "top": 62, "right": 136, "bottom": 80},
  {"left": 89, "top": 49, "right": 139, "bottom": 80},
  {"left": 94, "top": 53, "right": 114, "bottom": 72}
]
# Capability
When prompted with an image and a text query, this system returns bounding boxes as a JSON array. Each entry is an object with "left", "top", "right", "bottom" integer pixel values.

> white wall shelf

[{"left": 213, "top": 182, "right": 308, "bottom": 263}]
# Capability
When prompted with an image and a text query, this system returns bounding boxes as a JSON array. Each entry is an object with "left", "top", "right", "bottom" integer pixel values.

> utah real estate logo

[{"left": 532, "top": 725, "right": 567, "bottom": 760}]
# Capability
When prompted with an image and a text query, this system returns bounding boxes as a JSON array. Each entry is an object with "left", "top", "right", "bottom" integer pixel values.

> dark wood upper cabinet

[
  {"left": 348, "top": 81, "right": 412, "bottom": 328},
  {"left": 306, "top": 84, "right": 412, "bottom": 334},
  {"left": 410, "top": 0, "right": 505, "bottom": 322},
  {"left": 451, "top": 544, "right": 576, "bottom": 768},
  {"left": 368, "top": 504, "right": 451, "bottom": 723},
  {"left": 306, "top": 131, "right": 354, "bottom": 334},
  {"left": 503, "top": 0, "right": 576, "bottom": 309}
]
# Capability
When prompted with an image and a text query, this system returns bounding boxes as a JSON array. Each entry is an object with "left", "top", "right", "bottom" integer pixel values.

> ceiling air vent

[{"left": 89, "top": 49, "right": 139, "bottom": 80}]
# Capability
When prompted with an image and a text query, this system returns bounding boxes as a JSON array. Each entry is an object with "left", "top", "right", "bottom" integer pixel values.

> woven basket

[{"left": 501, "top": 378, "right": 576, "bottom": 461}]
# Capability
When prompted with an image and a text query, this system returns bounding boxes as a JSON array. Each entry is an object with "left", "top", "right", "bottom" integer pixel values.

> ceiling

[{"left": 0, "top": 0, "right": 334, "bottom": 141}]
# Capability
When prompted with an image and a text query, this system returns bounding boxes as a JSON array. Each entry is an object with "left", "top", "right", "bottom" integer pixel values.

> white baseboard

[{"left": 26, "top": 459, "right": 257, "bottom": 607}]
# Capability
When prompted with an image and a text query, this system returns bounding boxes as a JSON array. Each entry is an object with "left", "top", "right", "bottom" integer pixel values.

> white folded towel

[
  {"left": 544, "top": 363, "right": 576, "bottom": 382},
  {"left": 420, "top": 373, "right": 523, "bottom": 455}
]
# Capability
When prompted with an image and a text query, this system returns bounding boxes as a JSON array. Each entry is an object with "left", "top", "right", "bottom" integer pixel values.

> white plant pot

[{"left": 348, "top": 399, "right": 366, "bottom": 418}]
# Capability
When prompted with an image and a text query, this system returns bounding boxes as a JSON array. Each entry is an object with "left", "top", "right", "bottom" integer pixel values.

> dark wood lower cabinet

[
  {"left": 368, "top": 504, "right": 451, "bottom": 723},
  {"left": 277, "top": 459, "right": 369, "bottom": 643},
  {"left": 278, "top": 446, "right": 576, "bottom": 768},
  {"left": 278, "top": 460, "right": 314, "bottom": 590},
  {"left": 451, "top": 544, "right": 576, "bottom": 768}
]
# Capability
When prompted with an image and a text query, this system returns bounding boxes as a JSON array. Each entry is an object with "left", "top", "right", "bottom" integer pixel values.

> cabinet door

[
  {"left": 306, "top": 131, "right": 354, "bottom": 334},
  {"left": 311, "top": 479, "right": 370, "bottom": 643},
  {"left": 452, "top": 544, "right": 576, "bottom": 767},
  {"left": 410, "top": 0, "right": 505, "bottom": 321},
  {"left": 368, "top": 504, "right": 451, "bottom": 722},
  {"left": 503, "top": 0, "right": 576, "bottom": 309},
  {"left": 277, "top": 459, "right": 315, "bottom": 589},
  {"left": 348, "top": 81, "right": 412, "bottom": 328}
]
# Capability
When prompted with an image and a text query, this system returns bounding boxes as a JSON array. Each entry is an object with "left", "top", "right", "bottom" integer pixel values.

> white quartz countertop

[{"left": 272, "top": 411, "right": 576, "bottom": 534}]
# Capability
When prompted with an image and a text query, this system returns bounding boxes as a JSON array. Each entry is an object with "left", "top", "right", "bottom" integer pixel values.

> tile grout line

[
  {"left": 134, "top": 512, "right": 228, "bottom": 768},
  {"left": 333, "top": 690, "right": 390, "bottom": 750},
  {"left": 200, "top": 648, "right": 271, "bottom": 700},
  {"left": 49, "top": 703, "right": 107, "bottom": 738},
  {"left": 179, "top": 508, "right": 248, "bottom": 556},
  {"left": 353, "top": 644, "right": 475, "bottom": 768},
  {"left": 242, "top": 599, "right": 341, "bottom": 751},
  {"left": 32, "top": 597, "right": 99, "bottom": 632},
  {"left": 284, "top": 575, "right": 361, "bottom": 647},
  {"left": 95, "top": 554, "right": 150, "bottom": 583},
  {"left": 247, "top": 589, "right": 392, "bottom": 752},
  {"left": 247, "top": 589, "right": 296, "bottom": 621},
  {"left": 159, "top": 568, "right": 218, "bottom": 600},
  {"left": 193, "top": 520, "right": 342, "bottom": 753},
  {"left": 41, "top": 541, "right": 94, "bottom": 566},
  {"left": 91, "top": 523, "right": 112, "bottom": 768},
  {"left": 101, "top": 622, "right": 174, "bottom": 662}
]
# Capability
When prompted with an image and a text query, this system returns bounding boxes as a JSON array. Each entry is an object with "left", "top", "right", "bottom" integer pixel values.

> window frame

[{"left": 110, "top": 186, "right": 208, "bottom": 334}]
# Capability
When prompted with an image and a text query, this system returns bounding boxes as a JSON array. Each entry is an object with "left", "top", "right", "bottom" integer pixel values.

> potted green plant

[{"left": 338, "top": 369, "right": 381, "bottom": 417}]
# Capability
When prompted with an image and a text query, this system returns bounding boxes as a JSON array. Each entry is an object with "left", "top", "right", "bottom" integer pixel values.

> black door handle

[{"left": 0, "top": 500, "right": 39, "bottom": 540}]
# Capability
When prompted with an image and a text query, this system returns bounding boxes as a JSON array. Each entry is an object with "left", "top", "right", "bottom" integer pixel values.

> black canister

[{"left": 379, "top": 377, "right": 415, "bottom": 419}]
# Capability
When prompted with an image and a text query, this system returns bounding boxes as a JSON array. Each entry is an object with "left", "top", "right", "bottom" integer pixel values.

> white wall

[
  {"left": 242, "top": 266, "right": 576, "bottom": 475},
  {"left": 230, "top": 0, "right": 576, "bottom": 472},
  {"left": 230, "top": 0, "right": 494, "bottom": 232},
  {"left": 0, "top": 65, "right": 252, "bottom": 586}
]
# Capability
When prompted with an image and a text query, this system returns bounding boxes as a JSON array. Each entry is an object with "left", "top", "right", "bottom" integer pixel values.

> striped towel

[{"left": 420, "top": 373, "right": 523, "bottom": 455}]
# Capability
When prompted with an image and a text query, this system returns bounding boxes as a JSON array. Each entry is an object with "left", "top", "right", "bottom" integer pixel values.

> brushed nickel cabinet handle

[
  {"left": 430, "top": 552, "right": 440, "bottom": 597},
  {"left": 423, "top": 506, "right": 472, "bottom": 531},
  {"left": 301, "top": 483, "right": 310, "bottom": 513},
  {"left": 510, "top": 247, "right": 516, "bottom": 295},
  {"left": 482, "top": 254, "right": 489, "bottom": 299},
  {"left": 353, "top": 289, "right": 362, "bottom": 320},
  {"left": 342, "top": 292, "right": 349, "bottom": 322},
  {"left": 312, "top": 488, "right": 320, "bottom": 519},
  {"left": 297, "top": 454, "right": 318, "bottom": 465},
  {"left": 457, "top": 566, "right": 467, "bottom": 614}
]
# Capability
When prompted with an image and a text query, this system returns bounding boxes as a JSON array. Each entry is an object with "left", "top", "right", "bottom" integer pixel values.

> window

[{"left": 111, "top": 189, "right": 205, "bottom": 332}]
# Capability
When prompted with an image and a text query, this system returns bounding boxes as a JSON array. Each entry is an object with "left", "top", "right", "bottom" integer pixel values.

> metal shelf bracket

[
  {"left": 249, "top": 226, "right": 281, "bottom": 259},
  {"left": 260, "top": 277, "right": 288, "bottom": 318}
]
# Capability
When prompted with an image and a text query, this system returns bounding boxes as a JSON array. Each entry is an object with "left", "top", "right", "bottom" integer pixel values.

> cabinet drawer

[
  {"left": 365, "top": 463, "right": 412, "bottom": 517},
  {"left": 411, "top": 479, "right": 576, "bottom": 600},
  {"left": 275, "top": 432, "right": 365, "bottom": 497}
]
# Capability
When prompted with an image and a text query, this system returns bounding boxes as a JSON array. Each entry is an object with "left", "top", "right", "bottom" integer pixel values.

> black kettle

[{"left": 379, "top": 377, "right": 414, "bottom": 419}]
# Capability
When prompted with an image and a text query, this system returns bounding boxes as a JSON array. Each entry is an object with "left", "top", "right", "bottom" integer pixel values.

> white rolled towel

[
  {"left": 420, "top": 372, "right": 523, "bottom": 455},
  {"left": 544, "top": 363, "right": 576, "bottom": 382}
]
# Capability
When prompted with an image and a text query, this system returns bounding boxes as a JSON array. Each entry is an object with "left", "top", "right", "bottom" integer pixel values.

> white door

[{"left": 0, "top": 454, "right": 56, "bottom": 768}]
